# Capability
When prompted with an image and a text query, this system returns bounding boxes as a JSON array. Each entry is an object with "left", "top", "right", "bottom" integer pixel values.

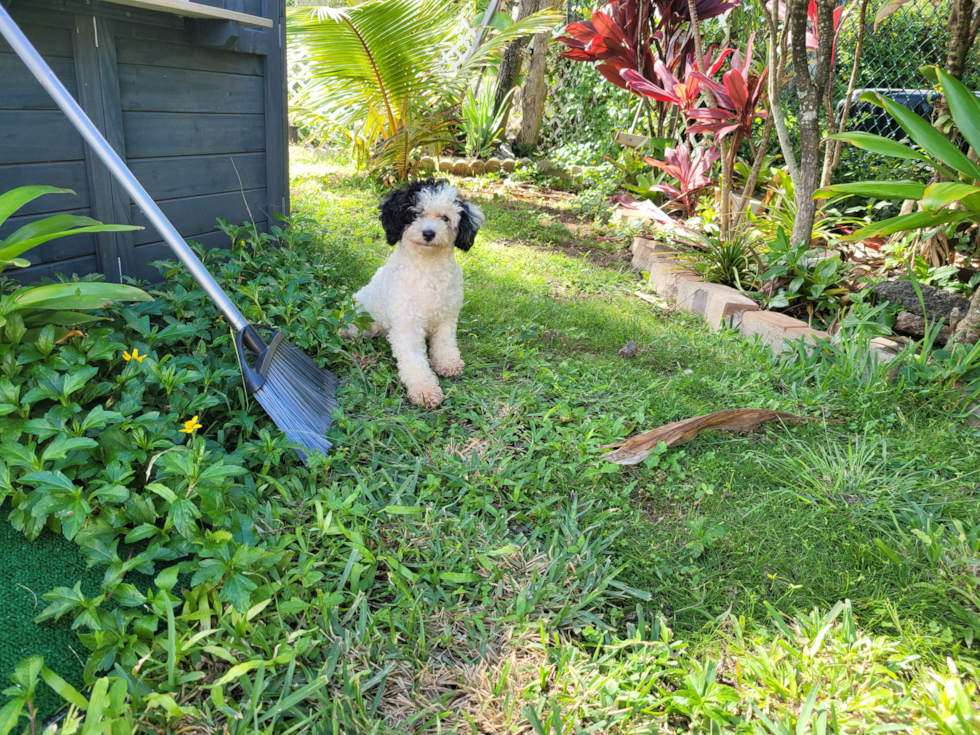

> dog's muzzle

[{"left": 422, "top": 229, "right": 436, "bottom": 243}]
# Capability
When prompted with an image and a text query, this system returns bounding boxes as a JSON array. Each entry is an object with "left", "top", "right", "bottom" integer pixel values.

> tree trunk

[
  {"left": 945, "top": 0, "right": 977, "bottom": 80},
  {"left": 515, "top": 0, "right": 552, "bottom": 152},
  {"left": 765, "top": 1, "right": 800, "bottom": 185},
  {"left": 789, "top": 0, "right": 835, "bottom": 248},
  {"left": 829, "top": 0, "right": 869, "bottom": 176},
  {"left": 686, "top": 0, "right": 730, "bottom": 239},
  {"left": 493, "top": 0, "right": 537, "bottom": 139}
]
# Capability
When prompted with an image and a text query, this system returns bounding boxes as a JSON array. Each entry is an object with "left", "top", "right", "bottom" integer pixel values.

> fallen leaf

[
  {"left": 600, "top": 408, "right": 840, "bottom": 465},
  {"left": 56, "top": 330, "right": 86, "bottom": 343}
]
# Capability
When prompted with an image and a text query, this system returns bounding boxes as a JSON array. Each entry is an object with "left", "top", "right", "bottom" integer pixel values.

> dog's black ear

[
  {"left": 379, "top": 187, "right": 412, "bottom": 245},
  {"left": 454, "top": 199, "right": 485, "bottom": 252}
]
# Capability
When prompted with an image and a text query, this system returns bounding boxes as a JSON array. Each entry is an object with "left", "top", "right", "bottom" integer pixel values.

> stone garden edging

[
  {"left": 419, "top": 156, "right": 587, "bottom": 180},
  {"left": 630, "top": 237, "right": 900, "bottom": 362}
]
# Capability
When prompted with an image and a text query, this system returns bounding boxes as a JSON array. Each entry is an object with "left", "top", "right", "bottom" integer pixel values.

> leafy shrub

[
  {"left": 761, "top": 227, "right": 850, "bottom": 317},
  {"left": 0, "top": 216, "right": 354, "bottom": 706},
  {"left": 461, "top": 85, "right": 511, "bottom": 158},
  {"left": 679, "top": 232, "right": 758, "bottom": 290}
]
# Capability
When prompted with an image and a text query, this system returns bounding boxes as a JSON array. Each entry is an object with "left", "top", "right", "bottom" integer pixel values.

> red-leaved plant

[
  {"left": 621, "top": 47, "right": 732, "bottom": 117},
  {"left": 557, "top": 0, "right": 740, "bottom": 133},
  {"left": 687, "top": 33, "right": 768, "bottom": 145},
  {"left": 644, "top": 143, "right": 720, "bottom": 218}
]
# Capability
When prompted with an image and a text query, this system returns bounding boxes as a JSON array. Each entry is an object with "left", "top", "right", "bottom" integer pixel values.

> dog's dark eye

[{"left": 441, "top": 215, "right": 450, "bottom": 222}]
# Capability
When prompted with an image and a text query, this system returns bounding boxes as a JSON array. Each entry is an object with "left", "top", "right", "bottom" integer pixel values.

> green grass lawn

[{"left": 286, "top": 148, "right": 980, "bottom": 730}]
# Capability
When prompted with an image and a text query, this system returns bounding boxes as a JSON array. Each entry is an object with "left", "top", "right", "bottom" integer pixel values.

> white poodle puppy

[{"left": 340, "top": 179, "right": 484, "bottom": 407}]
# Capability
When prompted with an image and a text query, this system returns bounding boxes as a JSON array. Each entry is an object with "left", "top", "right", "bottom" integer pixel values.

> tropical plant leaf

[
  {"left": 22, "top": 311, "right": 105, "bottom": 328},
  {"left": 815, "top": 180, "right": 927, "bottom": 201},
  {"left": 936, "top": 67, "right": 980, "bottom": 157},
  {"left": 12, "top": 283, "right": 153, "bottom": 311},
  {"left": 843, "top": 209, "right": 974, "bottom": 240},
  {"left": 0, "top": 214, "right": 142, "bottom": 264},
  {"left": 873, "top": 0, "right": 912, "bottom": 30},
  {"left": 874, "top": 93, "right": 980, "bottom": 182},
  {"left": 600, "top": 409, "right": 838, "bottom": 465},
  {"left": 921, "top": 182, "right": 980, "bottom": 213},
  {"left": 824, "top": 132, "right": 934, "bottom": 164},
  {"left": 0, "top": 186, "right": 73, "bottom": 229}
]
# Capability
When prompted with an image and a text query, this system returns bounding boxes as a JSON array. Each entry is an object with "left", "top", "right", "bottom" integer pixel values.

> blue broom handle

[{"left": 0, "top": 7, "right": 251, "bottom": 333}]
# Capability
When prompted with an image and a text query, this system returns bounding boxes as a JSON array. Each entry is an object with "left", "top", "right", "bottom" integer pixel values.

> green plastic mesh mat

[
  {"left": 0, "top": 510, "right": 171, "bottom": 720},
  {"left": 1, "top": 506, "right": 187, "bottom": 722},
  {"left": 0, "top": 511, "right": 100, "bottom": 720}
]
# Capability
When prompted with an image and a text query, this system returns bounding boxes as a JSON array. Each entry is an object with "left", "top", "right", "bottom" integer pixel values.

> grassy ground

[{"left": 286, "top": 148, "right": 980, "bottom": 730}]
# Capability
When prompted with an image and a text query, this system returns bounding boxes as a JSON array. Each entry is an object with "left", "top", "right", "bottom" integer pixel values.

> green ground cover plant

[{"left": 1, "top": 150, "right": 979, "bottom": 732}]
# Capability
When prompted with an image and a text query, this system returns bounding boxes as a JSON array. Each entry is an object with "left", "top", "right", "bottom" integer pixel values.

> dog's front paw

[
  {"left": 407, "top": 383, "right": 444, "bottom": 408},
  {"left": 432, "top": 357, "right": 464, "bottom": 378}
]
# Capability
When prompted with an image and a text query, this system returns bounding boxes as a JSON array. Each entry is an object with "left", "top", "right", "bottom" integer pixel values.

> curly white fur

[{"left": 341, "top": 181, "right": 484, "bottom": 407}]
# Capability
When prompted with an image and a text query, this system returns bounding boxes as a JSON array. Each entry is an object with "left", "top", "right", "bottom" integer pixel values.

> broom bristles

[{"left": 253, "top": 339, "right": 338, "bottom": 461}]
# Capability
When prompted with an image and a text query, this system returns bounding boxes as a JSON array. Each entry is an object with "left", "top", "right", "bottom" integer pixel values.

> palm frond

[{"left": 287, "top": 0, "right": 557, "bottom": 179}]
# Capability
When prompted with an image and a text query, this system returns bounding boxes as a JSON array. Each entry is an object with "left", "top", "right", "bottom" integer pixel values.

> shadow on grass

[{"left": 302, "top": 179, "right": 977, "bottom": 643}]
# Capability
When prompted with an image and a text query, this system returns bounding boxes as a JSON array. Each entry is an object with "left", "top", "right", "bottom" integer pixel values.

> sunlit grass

[{"left": 283, "top": 147, "right": 980, "bottom": 731}]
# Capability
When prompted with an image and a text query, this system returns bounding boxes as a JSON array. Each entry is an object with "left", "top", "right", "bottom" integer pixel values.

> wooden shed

[{"left": 1, "top": 0, "right": 288, "bottom": 283}]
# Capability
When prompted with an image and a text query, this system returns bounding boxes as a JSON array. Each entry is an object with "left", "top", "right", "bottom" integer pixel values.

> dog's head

[{"left": 379, "top": 178, "right": 484, "bottom": 253}]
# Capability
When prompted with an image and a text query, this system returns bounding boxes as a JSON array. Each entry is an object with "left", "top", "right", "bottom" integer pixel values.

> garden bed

[{"left": 629, "top": 235, "right": 902, "bottom": 361}]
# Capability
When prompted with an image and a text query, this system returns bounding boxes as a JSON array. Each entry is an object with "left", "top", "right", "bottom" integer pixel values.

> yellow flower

[
  {"left": 180, "top": 415, "right": 203, "bottom": 434},
  {"left": 123, "top": 348, "right": 145, "bottom": 363}
]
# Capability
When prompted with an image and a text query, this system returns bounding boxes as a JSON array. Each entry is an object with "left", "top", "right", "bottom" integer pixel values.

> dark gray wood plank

[
  {"left": 241, "top": 0, "right": 263, "bottom": 17},
  {"left": 0, "top": 111, "right": 85, "bottom": 164},
  {"left": 188, "top": 0, "right": 263, "bottom": 15},
  {"left": 264, "top": 0, "right": 288, "bottom": 220},
  {"left": 115, "top": 36, "right": 263, "bottom": 75},
  {"left": 122, "top": 112, "right": 265, "bottom": 157},
  {"left": 8, "top": 255, "right": 101, "bottom": 286},
  {"left": 128, "top": 152, "right": 266, "bottom": 200},
  {"left": 95, "top": 15, "right": 139, "bottom": 281},
  {"left": 0, "top": 55, "right": 78, "bottom": 110},
  {"left": 131, "top": 188, "right": 266, "bottom": 244},
  {"left": 0, "top": 162, "right": 90, "bottom": 215},
  {"left": 0, "top": 18, "right": 74, "bottom": 57},
  {"left": 118, "top": 64, "right": 264, "bottom": 113},
  {"left": 73, "top": 12, "right": 121, "bottom": 281}
]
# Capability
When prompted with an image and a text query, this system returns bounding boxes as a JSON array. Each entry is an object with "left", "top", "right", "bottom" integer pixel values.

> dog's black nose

[{"left": 422, "top": 229, "right": 436, "bottom": 242}]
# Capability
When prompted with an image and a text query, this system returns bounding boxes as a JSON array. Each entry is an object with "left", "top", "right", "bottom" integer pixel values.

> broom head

[{"left": 235, "top": 326, "right": 338, "bottom": 461}]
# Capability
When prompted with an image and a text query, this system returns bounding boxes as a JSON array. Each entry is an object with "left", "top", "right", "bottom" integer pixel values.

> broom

[{"left": 0, "top": 9, "right": 337, "bottom": 460}]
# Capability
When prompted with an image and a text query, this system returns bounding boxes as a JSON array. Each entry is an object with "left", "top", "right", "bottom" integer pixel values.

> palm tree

[{"left": 287, "top": 0, "right": 559, "bottom": 181}]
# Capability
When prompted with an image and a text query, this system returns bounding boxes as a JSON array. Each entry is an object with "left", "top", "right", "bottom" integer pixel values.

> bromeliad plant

[{"left": 461, "top": 85, "right": 513, "bottom": 158}]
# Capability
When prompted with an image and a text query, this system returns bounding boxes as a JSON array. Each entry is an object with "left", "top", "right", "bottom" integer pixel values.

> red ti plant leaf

[
  {"left": 557, "top": 0, "right": 741, "bottom": 94},
  {"left": 643, "top": 143, "right": 720, "bottom": 218},
  {"left": 622, "top": 45, "right": 733, "bottom": 114},
  {"left": 687, "top": 34, "right": 768, "bottom": 142}
]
